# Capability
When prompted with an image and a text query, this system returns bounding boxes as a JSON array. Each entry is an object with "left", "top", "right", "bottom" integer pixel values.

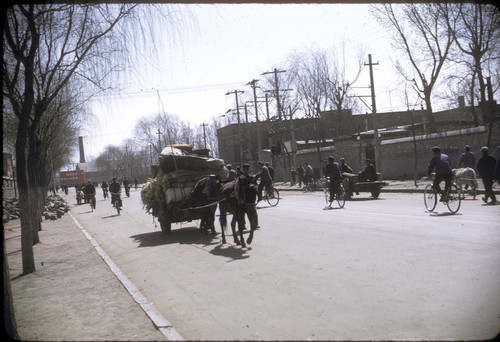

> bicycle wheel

[
  {"left": 446, "top": 184, "right": 461, "bottom": 213},
  {"left": 424, "top": 184, "right": 437, "bottom": 212},
  {"left": 336, "top": 185, "right": 346, "bottom": 208},
  {"left": 266, "top": 187, "right": 279, "bottom": 206},
  {"left": 115, "top": 199, "right": 121, "bottom": 215}
]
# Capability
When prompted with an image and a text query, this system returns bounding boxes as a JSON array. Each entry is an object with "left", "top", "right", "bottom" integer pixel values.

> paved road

[{"left": 68, "top": 187, "right": 500, "bottom": 340}]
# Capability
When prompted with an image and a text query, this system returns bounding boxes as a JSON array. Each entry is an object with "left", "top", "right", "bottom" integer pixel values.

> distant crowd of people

[
  {"left": 290, "top": 157, "right": 378, "bottom": 191},
  {"left": 284, "top": 143, "right": 498, "bottom": 205}
]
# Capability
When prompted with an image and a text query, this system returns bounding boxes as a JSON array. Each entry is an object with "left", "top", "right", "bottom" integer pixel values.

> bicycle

[
  {"left": 102, "top": 188, "right": 108, "bottom": 200},
  {"left": 89, "top": 194, "right": 96, "bottom": 211},
  {"left": 256, "top": 184, "right": 280, "bottom": 206},
  {"left": 111, "top": 192, "right": 122, "bottom": 215},
  {"left": 304, "top": 176, "right": 315, "bottom": 192},
  {"left": 423, "top": 177, "right": 461, "bottom": 213},
  {"left": 320, "top": 176, "right": 346, "bottom": 209}
]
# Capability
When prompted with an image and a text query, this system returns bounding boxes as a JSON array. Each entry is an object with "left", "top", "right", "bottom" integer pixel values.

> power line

[{"left": 93, "top": 81, "right": 248, "bottom": 99}]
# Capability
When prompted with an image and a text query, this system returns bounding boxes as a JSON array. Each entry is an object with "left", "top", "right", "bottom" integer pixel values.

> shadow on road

[
  {"left": 130, "top": 227, "right": 219, "bottom": 248},
  {"left": 209, "top": 244, "right": 250, "bottom": 261},
  {"left": 429, "top": 211, "right": 463, "bottom": 216},
  {"left": 101, "top": 214, "right": 120, "bottom": 219},
  {"left": 130, "top": 228, "right": 251, "bottom": 261},
  {"left": 346, "top": 197, "right": 386, "bottom": 201}
]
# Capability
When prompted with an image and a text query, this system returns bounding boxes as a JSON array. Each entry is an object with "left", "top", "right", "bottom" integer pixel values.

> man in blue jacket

[{"left": 427, "top": 146, "right": 454, "bottom": 202}]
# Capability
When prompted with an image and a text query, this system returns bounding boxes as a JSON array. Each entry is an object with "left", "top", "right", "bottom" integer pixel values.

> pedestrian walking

[
  {"left": 458, "top": 145, "right": 476, "bottom": 169},
  {"left": 291, "top": 168, "right": 297, "bottom": 186},
  {"left": 304, "top": 162, "right": 314, "bottom": 191},
  {"left": 297, "top": 164, "right": 305, "bottom": 187},
  {"left": 476, "top": 146, "right": 497, "bottom": 204}
]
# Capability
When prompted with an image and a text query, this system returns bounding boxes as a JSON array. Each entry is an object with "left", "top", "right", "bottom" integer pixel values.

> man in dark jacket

[
  {"left": 458, "top": 145, "right": 476, "bottom": 169},
  {"left": 358, "top": 159, "right": 377, "bottom": 182},
  {"left": 324, "top": 156, "right": 342, "bottom": 204},
  {"left": 477, "top": 146, "right": 497, "bottom": 204},
  {"left": 257, "top": 161, "right": 272, "bottom": 201},
  {"left": 109, "top": 178, "right": 122, "bottom": 207},
  {"left": 427, "top": 146, "right": 453, "bottom": 202}
]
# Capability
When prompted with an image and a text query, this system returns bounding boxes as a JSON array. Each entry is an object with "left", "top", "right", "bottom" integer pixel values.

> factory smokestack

[{"left": 78, "top": 136, "right": 85, "bottom": 163}]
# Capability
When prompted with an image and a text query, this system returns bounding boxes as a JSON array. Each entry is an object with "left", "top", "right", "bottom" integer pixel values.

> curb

[
  {"left": 275, "top": 186, "right": 499, "bottom": 195},
  {"left": 69, "top": 212, "right": 184, "bottom": 341}
]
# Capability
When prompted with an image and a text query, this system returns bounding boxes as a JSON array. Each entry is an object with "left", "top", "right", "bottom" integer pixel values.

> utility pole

[
  {"left": 248, "top": 79, "right": 263, "bottom": 161},
  {"left": 156, "top": 128, "right": 161, "bottom": 161},
  {"left": 262, "top": 68, "right": 287, "bottom": 121},
  {"left": 225, "top": 89, "right": 245, "bottom": 162},
  {"left": 200, "top": 123, "right": 208, "bottom": 150},
  {"left": 365, "top": 54, "right": 380, "bottom": 171}
]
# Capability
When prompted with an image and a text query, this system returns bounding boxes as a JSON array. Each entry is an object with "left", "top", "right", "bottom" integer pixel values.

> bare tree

[
  {"left": 3, "top": 3, "right": 190, "bottom": 274},
  {"left": 442, "top": 3, "right": 499, "bottom": 127},
  {"left": 370, "top": 3, "right": 456, "bottom": 132}
]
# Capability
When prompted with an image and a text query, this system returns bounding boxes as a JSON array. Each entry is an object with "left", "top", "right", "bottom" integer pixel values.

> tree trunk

[
  {"left": 3, "top": 234, "right": 19, "bottom": 340},
  {"left": 15, "top": 122, "right": 36, "bottom": 275},
  {"left": 28, "top": 132, "right": 41, "bottom": 244},
  {"left": 424, "top": 93, "right": 435, "bottom": 133}
]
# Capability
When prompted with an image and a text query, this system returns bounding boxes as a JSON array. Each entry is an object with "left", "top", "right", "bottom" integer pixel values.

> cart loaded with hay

[{"left": 141, "top": 145, "right": 228, "bottom": 233}]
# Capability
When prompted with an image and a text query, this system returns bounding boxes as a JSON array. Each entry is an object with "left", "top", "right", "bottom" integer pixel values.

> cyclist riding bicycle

[
  {"left": 256, "top": 161, "right": 272, "bottom": 202},
  {"left": 427, "top": 146, "right": 454, "bottom": 202},
  {"left": 101, "top": 180, "right": 108, "bottom": 198},
  {"left": 324, "top": 156, "right": 343, "bottom": 204},
  {"left": 109, "top": 178, "right": 122, "bottom": 207},
  {"left": 84, "top": 180, "right": 96, "bottom": 209}
]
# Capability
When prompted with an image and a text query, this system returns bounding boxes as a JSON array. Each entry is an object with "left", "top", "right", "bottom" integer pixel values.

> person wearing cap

[
  {"left": 324, "top": 156, "right": 343, "bottom": 204},
  {"left": 256, "top": 161, "right": 272, "bottom": 201},
  {"left": 358, "top": 159, "right": 377, "bottom": 182},
  {"left": 427, "top": 146, "right": 454, "bottom": 202},
  {"left": 458, "top": 145, "right": 476, "bottom": 170},
  {"left": 226, "top": 164, "right": 237, "bottom": 181},
  {"left": 476, "top": 146, "right": 497, "bottom": 204}
]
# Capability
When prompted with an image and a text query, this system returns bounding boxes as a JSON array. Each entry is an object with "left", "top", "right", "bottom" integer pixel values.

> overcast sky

[{"left": 83, "top": 3, "right": 400, "bottom": 161}]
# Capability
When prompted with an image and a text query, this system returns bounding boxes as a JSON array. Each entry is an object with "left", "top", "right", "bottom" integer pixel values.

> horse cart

[
  {"left": 342, "top": 172, "right": 388, "bottom": 199},
  {"left": 141, "top": 145, "right": 227, "bottom": 234}
]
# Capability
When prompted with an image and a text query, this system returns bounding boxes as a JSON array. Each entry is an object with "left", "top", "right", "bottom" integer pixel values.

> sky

[{"left": 81, "top": 3, "right": 398, "bottom": 162}]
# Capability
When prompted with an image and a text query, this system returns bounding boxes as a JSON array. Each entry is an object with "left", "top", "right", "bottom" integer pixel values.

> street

[{"left": 66, "top": 186, "right": 500, "bottom": 340}]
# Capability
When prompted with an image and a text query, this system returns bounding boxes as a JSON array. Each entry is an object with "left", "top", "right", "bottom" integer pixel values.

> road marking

[{"left": 69, "top": 211, "right": 184, "bottom": 341}]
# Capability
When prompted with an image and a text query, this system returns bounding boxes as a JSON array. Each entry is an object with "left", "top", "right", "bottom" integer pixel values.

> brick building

[{"left": 217, "top": 104, "right": 500, "bottom": 181}]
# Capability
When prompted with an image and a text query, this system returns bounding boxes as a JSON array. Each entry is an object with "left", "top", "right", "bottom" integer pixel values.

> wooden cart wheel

[
  {"left": 371, "top": 188, "right": 381, "bottom": 198},
  {"left": 159, "top": 210, "right": 171, "bottom": 234}
]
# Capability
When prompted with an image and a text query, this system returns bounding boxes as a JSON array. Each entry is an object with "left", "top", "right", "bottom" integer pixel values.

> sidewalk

[
  {"left": 4, "top": 180, "right": 498, "bottom": 341},
  {"left": 4, "top": 213, "right": 172, "bottom": 341}
]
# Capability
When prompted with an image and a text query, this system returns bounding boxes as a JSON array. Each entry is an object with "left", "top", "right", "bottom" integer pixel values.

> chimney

[
  {"left": 78, "top": 136, "right": 85, "bottom": 163},
  {"left": 458, "top": 96, "right": 465, "bottom": 108}
]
